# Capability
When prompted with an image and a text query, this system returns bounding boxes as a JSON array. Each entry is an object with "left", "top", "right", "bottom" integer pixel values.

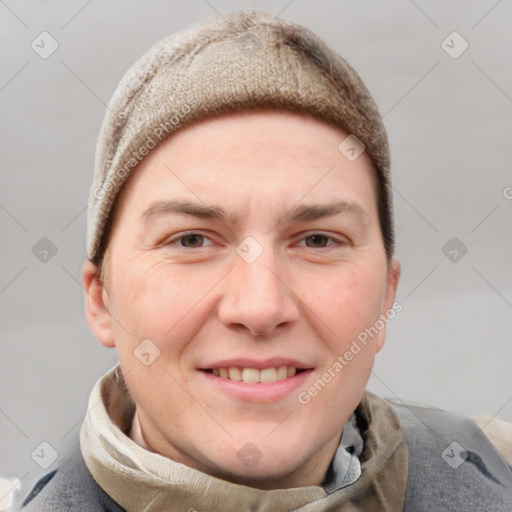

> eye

[
  {"left": 167, "top": 233, "right": 214, "bottom": 248},
  {"left": 300, "top": 234, "right": 342, "bottom": 248}
]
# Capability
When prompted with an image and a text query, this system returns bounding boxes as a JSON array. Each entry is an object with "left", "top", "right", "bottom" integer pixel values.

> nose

[{"left": 218, "top": 248, "right": 300, "bottom": 337}]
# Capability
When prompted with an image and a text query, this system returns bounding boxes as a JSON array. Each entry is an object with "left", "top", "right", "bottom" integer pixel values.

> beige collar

[{"left": 80, "top": 365, "right": 408, "bottom": 512}]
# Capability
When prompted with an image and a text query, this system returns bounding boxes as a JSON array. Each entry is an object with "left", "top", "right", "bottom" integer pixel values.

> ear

[
  {"left": 375, "top": 257, "right": 401, "bottom": 353},
  {"left": 82, "top": 259, "right": 116, "bottom": 348}
]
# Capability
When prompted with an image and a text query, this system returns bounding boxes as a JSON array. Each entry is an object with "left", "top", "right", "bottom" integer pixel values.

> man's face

[{"left": 84, "top": 110, "right": 399, "bottom": 488}]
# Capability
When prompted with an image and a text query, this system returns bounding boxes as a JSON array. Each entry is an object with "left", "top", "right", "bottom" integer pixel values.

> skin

[{"left": 82, "top": 110, "right": 400, "bottom": 490}]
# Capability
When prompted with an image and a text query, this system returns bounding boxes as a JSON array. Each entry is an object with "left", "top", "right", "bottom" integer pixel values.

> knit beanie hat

[{"left": 87, "top": 9, "right": 393, "bottom": 263}]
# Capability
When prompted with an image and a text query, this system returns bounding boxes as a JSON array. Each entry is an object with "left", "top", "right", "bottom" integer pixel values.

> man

[{"left": 21, "top": 9, "right": 512, "bottom": 511}]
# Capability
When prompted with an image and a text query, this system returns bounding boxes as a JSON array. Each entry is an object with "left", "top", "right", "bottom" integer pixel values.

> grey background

[{"left": 1, "top": 0, "right": 511, "bottom": 506}]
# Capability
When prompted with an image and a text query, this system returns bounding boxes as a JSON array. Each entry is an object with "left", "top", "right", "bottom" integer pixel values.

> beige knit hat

[{"left": 87, "top": 9, "right": 393, "bottom": 263}]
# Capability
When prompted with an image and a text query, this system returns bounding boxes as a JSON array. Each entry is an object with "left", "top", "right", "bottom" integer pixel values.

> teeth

[
  {"left": 276, "top": 366, "right": 287, "bottom": 380},
  {"left": 260, "top": 367, "right": 276, "bottom": 383},
  {"left": 212, "top": 366, "right": 300, "bottom": 383},
  {"left": 228, "top": 367, "right": 242, "bottom": 381},
  {"left": 242, "top": 368, "right": 260, "bottom": 384}
]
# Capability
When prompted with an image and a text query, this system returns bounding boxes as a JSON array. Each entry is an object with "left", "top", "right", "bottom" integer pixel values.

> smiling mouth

[{"left": 204, "top": 366, "right": 307, "bottom": 384}]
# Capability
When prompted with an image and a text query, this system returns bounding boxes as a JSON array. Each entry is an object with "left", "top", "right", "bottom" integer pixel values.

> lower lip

[{"left": 199, "top": 370, "right": 313, "bottom": 402}]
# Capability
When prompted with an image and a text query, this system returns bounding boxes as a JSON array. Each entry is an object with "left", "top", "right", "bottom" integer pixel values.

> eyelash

[{"left": 164, "top": 232, "right": 347, "bottom": 249}]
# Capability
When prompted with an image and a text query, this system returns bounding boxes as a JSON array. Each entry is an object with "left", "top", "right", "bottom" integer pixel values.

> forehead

[{"left": 110, "top": 110, "right": 379, "bottom": 227}]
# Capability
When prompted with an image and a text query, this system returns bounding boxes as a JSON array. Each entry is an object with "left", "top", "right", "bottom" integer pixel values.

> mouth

[
  {"left": 204, "top": 365, "right": 307, "bottom": 384},
  {"left": 198, "top": 360, "right": 313, "bottom": 401}
]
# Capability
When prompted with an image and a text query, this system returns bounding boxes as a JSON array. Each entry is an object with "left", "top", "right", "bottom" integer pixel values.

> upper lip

[{"left": 200, "top": 358, "right": 312, "bottom": 370}]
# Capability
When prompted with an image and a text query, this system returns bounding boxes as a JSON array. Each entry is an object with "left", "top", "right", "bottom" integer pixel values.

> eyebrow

[{"left": 140, "top": 199, "right": 369, "bottom": 227}]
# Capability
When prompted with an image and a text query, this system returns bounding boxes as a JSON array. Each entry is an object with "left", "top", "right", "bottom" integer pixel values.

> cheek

[
  {"left": 305, "top": 264, "right": 387, "bottom": 346},
  {"left": 108, "top": 259, "right": 222, "bottom": 415},
  {"left": 296, "top": 266, "right": 386, "bottom": 412},
  {"left": 109, "top": 257, "right": 225, "bottom": 347}
]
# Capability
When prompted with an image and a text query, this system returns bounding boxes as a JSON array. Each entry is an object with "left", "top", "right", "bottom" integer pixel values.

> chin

[{"left": 199, "top": 434, "right": 317, "bottom": 487}]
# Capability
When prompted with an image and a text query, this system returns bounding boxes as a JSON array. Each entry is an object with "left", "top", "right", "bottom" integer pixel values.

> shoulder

[
  {"left": 473, "top": 415, "right": 512, "bottom": 468},
  {"left": 20, "top": 444, "right": 125, "bottom": 512},
  {"left": 386, "top": 397, "right": 512, "bottom": 512}
]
